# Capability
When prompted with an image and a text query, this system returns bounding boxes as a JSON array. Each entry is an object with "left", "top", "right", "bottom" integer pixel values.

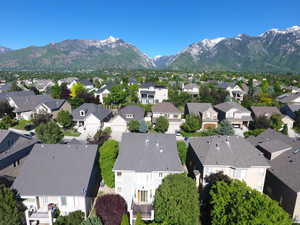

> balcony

[{"left": 131, "top": 201, "right": 153, "bottom": 220}]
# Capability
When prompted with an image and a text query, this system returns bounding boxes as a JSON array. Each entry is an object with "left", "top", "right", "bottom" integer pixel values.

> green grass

[
  {"left": 63, "top": 129, "right": 81, "bottom": 137},
  {"left": 180, "top": 129, "right": 218, "bottom": 137},
  {"left": 12, "top": 120, "right": 32, "bottom": 130}
]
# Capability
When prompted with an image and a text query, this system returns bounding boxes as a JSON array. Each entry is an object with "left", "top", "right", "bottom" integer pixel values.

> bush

[
  {"left": 128, "top": 120, "right": 140, "bottom": 132},
  {"left": 57, "top": 110, "right": 73, "bottom": 129},
  {"left": 177, "top": 141, "right": 187, "bottom": 165},
  {"left": 282, "top": 124, "right": 288, "bottom": 135},
  {"left": 216, "top": 120, "right": 234, "bottom": 136},
  {"left": 120, "top": 214, "right": 129, "bottom": 225},
  {"left": 99, "top": 140, "right": 119, "bottom": 187},
  {"left": 89, "top": 127, "right": 111, "bottom": 146},
  {"left": 0, "top": 116, "right": 16, "bottom": 129},
  {"left": 95, "top": 194, "right": 127, "bottom": 225},
  {"left": 154, "top": 116, "right": 169, "bottom": 133},
  {"left": 139, "top": 120, "right": 148, "bottom": 133},
  {"left": 32, "top": 113, "right": 52, "bottom": 127},
  {"left": 54, "top": 210, "right": 85, "bottom": 225},
  {"left": 81, "top": 216, "right": 103, "bottom": 225},
  {"left": 244, "top": 129, "right": 265, "bottom": 137},
  {"left": 135, "top": 213, "right": 145, "bottom": 225},
  {"left": 255, "top": 116, "right": 271, "bottom": 129},
  {"left": 35, "top": 121, "right": 64, "bottom": 144},
  {"left": 154, "top": 174, "right": 200, "bottom": 225},
  {"left": 0, "top": 101, "right": 14, "bottom": 118},
  {"left": 181, "top": 115, "right": 201, "bottom": 132}
]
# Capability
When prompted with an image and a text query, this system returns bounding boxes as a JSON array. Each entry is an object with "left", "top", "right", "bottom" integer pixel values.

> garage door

[{"left": 203, "top": 123, "right": 217, "bottom": 129}]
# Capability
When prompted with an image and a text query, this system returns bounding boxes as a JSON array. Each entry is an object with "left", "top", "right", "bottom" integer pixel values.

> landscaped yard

[
  {"left": 12, "top": 120, "right": 32, "bottom": 130},
  {"left": 63, "top": 129, "right": 81, "bottom": 137}
]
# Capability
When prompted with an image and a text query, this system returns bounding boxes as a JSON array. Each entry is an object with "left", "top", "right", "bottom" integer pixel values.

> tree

[
  {"left": 81, "top": 216, "right": 103, "bottom": 225},
  {"left": 70, "top": 82, "right": 86, "bottom": 98},
  {"left": 0, "top": 101, "right": 14, "bottom": 118},
  {"left": 154, "top": 174, "right": 200, "bottom": 225},
  {"left": 209, "top": 180, "right": 292, "bottom": 225},
  {"left": 177, "top": 141, "right": 187, "bottom": 165},
  {"left": 281, "top": 124, "right": 288, "bottom": 135},
  {"left": 255, "top": 116, "right": 271, "bottom": 129},
  {"left": 270, "top": 114, "right": 283, "bottom": 131},
  {"left": 128, "top": 120, "right": 140, "bottom": 132},
  {"left": 216, "top": 120, "right": 234, "bottom": 136},
  {"left": 57, "top": 110, "right": 73, "bottom": 129},
  {"left": 120, "top": 214, "right": 130, "bottom": 225},
  {"left": 128, "top": 84, "right": 139, "bottom": 103},
  {"left": 104, "top": 85, "right": 127, "bottom": 105},
  {"left": 261, "top": 80, "right": 269, "bottom": 93},
  {"left": 32, "top": 113, "right": 52, "bottom": 127},
  {"left": 139, "top": 120, "right": 148, "bottom": 133},
  {"left": 135, "top": 213, "right": 145, "bottom": 225},
  {"left": 9, "top": 81, "right": 21, "bottom": 92},
  {"left": 54, "top": 210, "right": 85, "bottom": 225},
  {"left": 0, "top": 185, "right": 26, "bottom": 225},
  {"left": 154, "top": 116, "right": 169, "bottom": 133},
  {"left": 35, "top": 121, "right": 64, "bottom": 144},
  {"left": 95, "top": 194, "right": 127, "bottom": 225},
  {"left": 181, "top": 115, "right": 201, "bottom": 133},
  {"left": 0, "top": 115, "right": 16, "bottom": 129},
  {"left": 99, "top": 140, "right": 119, "bottom": 187},
  {"left": 60, "top": 83, "right": 71, "bottom": 99},
  {"left": 68, "top": 97, "right": 85, "bottom": 109},
  {"left": 50, "top": 83, "right": 61, "bottom": 99},
  {"left": 89, "top": 127, "right": 111, "bottom": 146}
]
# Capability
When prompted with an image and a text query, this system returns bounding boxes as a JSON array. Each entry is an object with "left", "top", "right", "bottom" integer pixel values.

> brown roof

[
  {"left": 250, "top": 106, "right": 281, "bottom": 118},
  {"left": 152, "top": 102, "right": 181, "bottom": 113}
]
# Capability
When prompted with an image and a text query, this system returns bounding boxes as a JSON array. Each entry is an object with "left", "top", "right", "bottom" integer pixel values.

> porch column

[
  {"left": 25, "top": 209, "right": 30, "bottom": 225},
  {"left": 49, "top": 210, "right": 53, "bottom": 225}
]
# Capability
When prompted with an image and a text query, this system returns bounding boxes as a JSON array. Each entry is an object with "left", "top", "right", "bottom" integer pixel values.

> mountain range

[{"left": 1, "top": 26, "right": 300, "bottom": 73}]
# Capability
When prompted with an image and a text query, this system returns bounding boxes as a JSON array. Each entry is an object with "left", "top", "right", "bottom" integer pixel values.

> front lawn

[
  {"left": 63, "top": 129, "right": 81, "bottom": 137},
  {"left": 180, "top": 129, "right": 218, "bottom": 137},
  {"left": 12, "top": 120, "right": 32, "bottom": 130}
]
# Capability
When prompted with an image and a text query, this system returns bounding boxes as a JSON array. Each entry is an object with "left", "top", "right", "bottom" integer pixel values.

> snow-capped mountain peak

[
  {"left": 101, "top": 36, "right": 120, "bottom": 44},
  {"left": 201, "top": 37, "right": 225, "bottom": 48}
]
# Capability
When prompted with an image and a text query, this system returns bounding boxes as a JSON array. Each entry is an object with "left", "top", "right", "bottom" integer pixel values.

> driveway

[
  {"left": 233, "top": 125, "right": 248, "bottom": 137},
  {"left": 110, "top": 131, "right": 124, "bottom": 141}
]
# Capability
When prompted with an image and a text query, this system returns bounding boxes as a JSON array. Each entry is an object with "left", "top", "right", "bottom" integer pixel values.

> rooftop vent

[
  {"left": 294, "top": 149, "right": 300, "bottom": 154},
  {"left": 160, "top": 149, "right": 163, "bottom": 153},
  {"left": 145, "top": 138, "right": 150, "bottom": 145}
]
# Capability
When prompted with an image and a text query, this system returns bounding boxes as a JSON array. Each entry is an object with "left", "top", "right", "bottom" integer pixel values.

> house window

[
  {"left": 137, "top": 190, "right": 148, "bottom": 203},
  {"left": 80, "top": 110, "right": 85, "bottom": 116},
  {"left": 125, "top": 114, "right": 134, "bottom": 119},
  {"left": 117, "top": 172, "right": 122, "bottom": 176},
  {"left": 61, "top": 197, "right": 67, "bottom": 206}
]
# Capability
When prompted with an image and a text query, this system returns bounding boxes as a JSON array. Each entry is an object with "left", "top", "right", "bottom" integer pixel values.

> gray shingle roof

[
  {"left": 11, "top": 95, "right": 54, "bottom": 112},
  {"left": 152, "top": 102, "right": 180, "bottom": 113},
  {"left": 277, "top": 92, "right": 300, "bottom": 103},
  {"left": 72, "top": 103, "right": 112, "bottom": 121},
  {"left": 119, "top": 105, "right": 145, "bottom": 121},
  {"left": 286, "top": 103, "right": 300, "bottom": 113},
  {"left": 186, "top": 103, "right": 213, "bottom": 114},
  {"left": 113, "top": 133, "right": 183, "bottom": 172},
  {"left": 184, "top": 83, "right": 199, "bottom": 89},
  {"left": 216, "top": 82, "right": 235, "bottom": 89},
  {"left": 80, "top": 79, "right": 93, "bottom": 86},
  {"left": 12, "top": 144, "right": 98, "bottom": 196},
  {"left": 0, "top": 90, "right": 35, "bottom": 102},
  {"left": 250, "top": 106, "right": 281, "bottom": 118},
  {"left": 42, "top": 99, "right": 66, "bottom": 111},
  {"left": 214, "top": 101, "right": 250, "bottom": 113},
  {"left": 257, "top": 139, "right": 292, "bottom": 154},
  {"left": 268, "top": 149, "right": 300, "bottom": 192},
  {"left": 189, "top": 136, "right": 270, "bottom": 168}
]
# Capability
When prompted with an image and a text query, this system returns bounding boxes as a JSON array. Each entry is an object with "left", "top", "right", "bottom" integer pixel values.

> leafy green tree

[
  {"left": 120, "top": 214, "right": 130, "bottom": 225},
  {"left": 104, "top": 85, "right": 127, "bottom": 105},
  {"left": 81, "top": 216, "right": 103, "bottom": 225},
  {"left": 209, "top": 180, "right": 292, "bottom": 225},
  {"left": 154, "top": 116, "right": 169, "bottom": 133},
  {"left": 270, "top": 114, "right": 283, "bottom": 131},
  {"left": 255, "top": 116, "right": 271, "bottom": 129},
  {"left": 35, "top": 121, "right": 64, "bottom": 144},
  {"left": 0, "top": 101, "right": 14, "bottom": 118},
  {"left": 70, "top": 82, "right": 86, "bottom": 98},
  {"left": 0, "top": 115, "right": 16, "bottom": 129},
  {"left": 177, "top": 141, "right": 187, "bottom": 165},
  {"left": 99, "top": 140, "right": 119, "bottom": 187},
  {"left": 181, "top": 115, "right": 201, "bottom": 133},
  {"left": 216, "top": 120, "right": 234, "bottom": 136},
  {"left": 135, "top": 213, "right": 145, "bottom": 225},
  {"left": 0, "top": 185, "right": 26, "bottom": 225},
  {"left": 261, "top": 80, "right": 269, "bottom": 93},
  {"left": 54, "top": 210, "right": 85, "bottom": 225},
  {"left": 154, "top": 174, "right": 200, "bottom": 225},
  {"left": 281, "top": 124, "right": 288, "bottom": 135},
  {"left": 128, "top": 120, "right": 140, "bottom": 132},
  {"left": 139, "top": 120, "right": 148, "bottom": 133},
  {"left": 57, "top": 110, "right": 73, "bottom": 129},
  {"left": 50, "top": 83, "right": 61, "bottom": 99},
  {"left": 68, "top": 97, "right": 85, "bottom": 109},
  {"left": 128, "top": 84, "right": 139, "bottom": 103}
]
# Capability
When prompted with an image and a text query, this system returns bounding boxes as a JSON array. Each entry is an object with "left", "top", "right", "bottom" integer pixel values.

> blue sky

[{"left": 0, "top": 0, "right": 299, "bottom": 57}]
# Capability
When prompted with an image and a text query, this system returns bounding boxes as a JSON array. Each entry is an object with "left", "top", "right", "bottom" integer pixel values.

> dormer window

[
  {"left": 80, "top": 110, "right": 86, "bottom": 117},
  {"left": 125, "top": 114, "right": 134, "bottom": 119}
]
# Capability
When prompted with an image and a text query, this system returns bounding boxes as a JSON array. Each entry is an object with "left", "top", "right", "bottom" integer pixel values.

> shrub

[
  {"left": 35, "top": 121, "right": 64, "bottom": 144},
  {"left": 128, "top": 120, "right": 140, "bottom": 132},
  {"left": 181, "top": 115, "right": 201, "bottom": 132},
  {"left": 139, "top": 120, "right": 148, "bottom": 133},
  {"left": 154, "top": 116, "right": 169, "bottom": 133},
  {"left": 54, "top": 210, "right": 84, "bottom": 225},
  {"left": 57, "top": 110, "right": 73, "bottom": 129},
  {"left": 177, "top": 141, "right": 187, "bottom": 165},
  {"left": 32, "top": 113, "right": 52, "bottom": 127},
  {"left": 80, "top": 216, "right": 103, "bottom": 225}
]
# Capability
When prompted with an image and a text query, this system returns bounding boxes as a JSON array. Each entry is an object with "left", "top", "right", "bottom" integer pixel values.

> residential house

[
  {"left": 0, "top": 90, "right": 35, "bottom": 102},
  {"left": 277, "top": 92, "right": 300, "bottom": 104},
  {"left": 13, "top": 144, "right": 99, "bottom": 225},
  {"left": 214, "top": 101, "right": 252, "bottom": 128},
  {"left": 216, "top": 82, "right": 246, "bottom": 102},
  {"left": 128, "top": 77, "right": 138, "bottom": 86},
  {"left": 0, "top": 130, "right": 37, "bottom": 178},
  {"left": 32, "top": 79, "right": 55, "bottom": 93},
  {"left": 152, "top": 102, "right": 182, "bottom": 133},
  {"left": 0, "top": 82, "right": 12, "bottom": 93},
  {"left": 182, "top": 83, "right": 199, "bottom": 95},
  {"left": 281, "top": 103, "right": 300, "bottom": 121},
  {"left": 113, "top": 133, "right": 183, "bottom": 224},
  {"left": 79, "top": 79, "right": 94, "bottom": 90},
  {"left": 185, "top": 103, "right": 218, "bottom": 129},
  {"left": 57, "top": 77, "right": 78, "bottom": 89},
  {"left": 104, "top": 105, "right": 145, "bottom": 133},
  {"left": 94, "top": 83, "right": 113, "bottom": 104},
  {"left": 8, "top": 95, "right": 69, "bottom": 120},
  {"left": 138, "top": 83, "right": 168, "bottom": 104},
  {"left": 187, "top": 136, "right": 270, "bottom": 192},
  {"left": 251, "top": 106, "right": 294, "bottom": 129},
  {"left": 72, "top": 103, "right": 113, "bottom": 136},
  {"left": 248, "top": 129, "right": 300, "bottom": 222}
]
